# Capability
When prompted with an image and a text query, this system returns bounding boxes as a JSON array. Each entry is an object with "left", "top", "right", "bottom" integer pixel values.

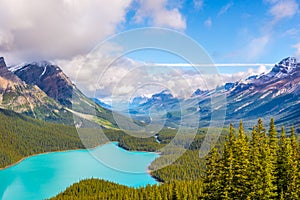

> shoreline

[
  {"left": 0, "top": 142, "right": 162, "bottom": 184},
  {"left": 0, "top": 142, "right": 112, "bottom": 171}
]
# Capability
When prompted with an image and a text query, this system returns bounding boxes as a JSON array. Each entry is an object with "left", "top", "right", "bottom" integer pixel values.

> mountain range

[
  {"left": 125, "top": 57, "right": 300, "bottom": 131},
  {"left": 1, "top": 56, "right": 299, "bottom": 131}
]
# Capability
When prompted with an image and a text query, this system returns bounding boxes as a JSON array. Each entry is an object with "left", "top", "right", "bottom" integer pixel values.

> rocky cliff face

[
  {"left": 0, "top": 57, "right": 61, "bottom": 117},
  {"left": 11, "top": 61, "right": 103, "bottom": 116},
  {"left": 12, "top": 61, "right": 74, "bottom": 107},
  {"left": 0, "top": 57, "right": 118, "bottom": 127}
]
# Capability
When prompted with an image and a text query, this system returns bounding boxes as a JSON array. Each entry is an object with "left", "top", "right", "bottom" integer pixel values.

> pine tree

[
  {"left": 285, "top": 126, "right": 299, "bottom": 199},
  {"left": 249, "top": 125, "right": 262, "bottom": 199},
  {"left": 220, "top": 123, "right": 235, "bottom": 199},
  {"left": 277, "top": 126, "right": 291, "bottom": 198},
  {"left": 203, "top": 147, "right": 221, "bottom": 200},
  {"left": 259, "top": 119, "right": 277, "bottom": 199},
  {"left": 269, "top": 118, "right": 278, "bottom": 160},
  {"left": 232, "top": 120, "right": 250, "bottom": 199},
  {"left": 266, "top": 118, "right": 278, "bottom": 198},
  {"left": 249, "top": 119, "right": 277, "bottom": 199}
]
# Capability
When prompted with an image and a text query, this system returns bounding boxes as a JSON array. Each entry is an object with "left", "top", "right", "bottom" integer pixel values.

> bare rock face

[
  {"left": 11, "top": 60, "right": 100, "bottom": 117},
  {"left": 0, "top": 57, "right": 117, "bottom": 127},
  {"left": 0, "top": 57, "right": 5, "bottom": 68},
  {"left": 0, "top": 57, "right": 60, "bottom": 117},
  {"left": 13, "top": 61, "right": 75, "bottom": 107}
]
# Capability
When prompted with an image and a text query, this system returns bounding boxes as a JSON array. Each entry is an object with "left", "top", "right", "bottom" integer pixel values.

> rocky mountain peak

[
  {"left": 0, "top": 57, "right": 6, "bottom": 68},
  {"left": 0, "top": 57, "right": 22, "bottom": 83},
  {"left": 266, "top": 57, "right": 299, "bottom": 78},
  {"left": 278, "top": 57, "right": 297, "bottom": 67},
  {"left": 12, "top": 61, "right": 73, "bottom": 107},
  {"left": 192, "top": 88, "right": 209, "bottom": 96},
  {"left": 273, "top": 57, "right": 298, "bottom": 72}
]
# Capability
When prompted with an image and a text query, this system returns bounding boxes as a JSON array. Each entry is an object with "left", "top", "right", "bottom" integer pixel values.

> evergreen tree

[
  {"left": 232, "top": 120, "right": 250, "bottom": 199},
  {"left": 277, "top": 126, "right": 292, "bottom": 199},
  {"left": 249, "top": 125, "right": 262, "bottom": 199},
  {"left": 269, "top": 118, "right": 278, "bottom": 160},
  {"left": 220, "top": 123, "right": 235, "bottom": 199},
  {"left": 203, "top": 147, "right": 221, "bottom": 200},
  {"left": 259, "top": 119, "right": 277, "bottom": 199},
  {"left": 285, "top": 126, "right": 299, "bottom": 199}
]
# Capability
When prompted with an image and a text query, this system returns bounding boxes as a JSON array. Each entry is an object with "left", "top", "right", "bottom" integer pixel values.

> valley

[{"left": 0, "top": 56, "right": 299, "bottom": 199}]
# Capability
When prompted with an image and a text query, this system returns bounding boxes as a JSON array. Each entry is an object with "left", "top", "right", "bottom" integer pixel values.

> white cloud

[
  {"left": 269, "top": 0, "right": 298, "bottom": 21},
  {"left": 58, "top": 49, "right": 272, "bottom": 101},
  {"left": 237, "top": 0, "right": 298, "bottom": 61},
  {"left": 0, "top": 31, "right": 13, "bottom": 51},
  {"left": 218, "top": 2, "right": 233, "bottom": 16},
  {"left": 133, "top": 0, "right": 186, "bottom": 29},
  {"left": 293, "top": 42, "right": 300, "bottom": 59},
  {"left": 0, "top": 0, "right": 132, "bottom": 62},
  {"left": 204, "top": 18, "right": 212, "bottom": 28},
  {"left": 193, "top": 0, "right": 204, "bottom": 10},
  {"left": 245, "top": 35, "right": 270, "bottom": 60}
]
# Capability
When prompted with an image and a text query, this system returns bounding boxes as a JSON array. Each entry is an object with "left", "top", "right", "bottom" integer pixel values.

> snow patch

[
  {"left": 260, "top": 91, "right": 272, "bottom": 99},
  {"left": 234, "top": 102, "right": 251, "bottom": 112},
  {"left": 39, "top": 66, "right": 47, "bottom": 78}
]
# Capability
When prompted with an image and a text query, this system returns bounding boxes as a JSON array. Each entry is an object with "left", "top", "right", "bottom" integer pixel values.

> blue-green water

[{"left": 0, "top": 142, "right": 159, "bottom": 200}]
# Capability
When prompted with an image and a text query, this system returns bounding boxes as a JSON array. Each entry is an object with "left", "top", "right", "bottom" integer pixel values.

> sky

[{"left": 0, "top": 0, "right": 299, "bottom": 100}]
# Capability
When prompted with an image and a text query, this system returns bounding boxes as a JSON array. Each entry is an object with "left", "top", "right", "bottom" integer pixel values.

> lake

[{"left": 0, "top": 142, "right": 159, "bottom": 200}]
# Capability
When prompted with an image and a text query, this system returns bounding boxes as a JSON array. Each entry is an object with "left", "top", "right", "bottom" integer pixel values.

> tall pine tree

[
  {"left": 220, "top": 123, "right": 235, "bottom": 199},
  {"left": 203, "top": 147, "right": 221, "bottom": 200},
  {"left": 232, "top": 120, "right": 250, "bottom": 199}
]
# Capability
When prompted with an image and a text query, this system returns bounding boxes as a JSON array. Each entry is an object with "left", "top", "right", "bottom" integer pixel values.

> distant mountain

[
  {"left": 125, "top": 57, "right": 300, "bottom": 130},
  {"left": 92, "top": 98, "right": 111, "bottom": 110},
  {"left": 128, "top": 90, "right": 180, "bottom": 114}
]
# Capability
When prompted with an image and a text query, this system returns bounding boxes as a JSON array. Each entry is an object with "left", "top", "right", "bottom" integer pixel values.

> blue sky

[
  {"left": 0, "top": 0, "right": 299, "bottom": 65},
  {"left": 0, "top": 0, "right": 299, "bottom": 99},
  {"left": 122, "top": 0, "right": 300, "bottom": 64}
]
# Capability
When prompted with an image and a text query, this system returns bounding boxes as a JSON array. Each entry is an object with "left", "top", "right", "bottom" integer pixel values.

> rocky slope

[
  {"left": 0, "top": 57, "right": 62, "bottom": 119},
  {"left": 0, "top": 57, "right": 118, "bottom": 128}
]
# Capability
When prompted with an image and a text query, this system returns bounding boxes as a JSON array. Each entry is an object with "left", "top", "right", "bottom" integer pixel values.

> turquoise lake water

[{"left": 0, "top": 142, "right": 159, "bottom": 200}]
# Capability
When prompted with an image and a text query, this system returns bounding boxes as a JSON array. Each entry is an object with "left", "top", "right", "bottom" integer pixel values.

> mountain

[
  {"left": 0, "top": 57, "right": 118, "bottom": 128},
  {"left": 11, "top": 61, "right": 74, "bottom": 107},
  {"left": 0, "top": 57, "right": 63, "bottom": 120},
  {"left": 92, "top": 98, "right": 112, "bottom": 110},
  {"left": 129, "top": 90, "right": 179, "bottom": 113},
  {"left": 10, "top": 61, "right": 102, "bottom": 116},
  {"left": 192, "top": 88, "right": 209, "bottom": 96},
  {"left": 124, "top": 57, "right": 300, "bottom": 130}
]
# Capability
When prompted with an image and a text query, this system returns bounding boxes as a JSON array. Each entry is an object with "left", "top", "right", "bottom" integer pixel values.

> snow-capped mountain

[
  {"left": 124, "top": 57, "right": 300, "bottom": 130},
  {"left": 128, "top": 90, "right": 179, "bottom": 114}
]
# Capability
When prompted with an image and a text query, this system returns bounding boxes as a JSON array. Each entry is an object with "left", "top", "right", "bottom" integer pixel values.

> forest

[
  {"left": 0, "top": 108, "right": 299, "bottom": 199},
  {"left": 52, "top": 119, "right": 300, "bottom": 200}
]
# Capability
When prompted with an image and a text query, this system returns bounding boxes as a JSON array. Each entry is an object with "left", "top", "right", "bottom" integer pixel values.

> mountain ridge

[
  {"left": 121, "top": 57, "right": 300, "bottom": 130},
  {"left": 0, "top": 57, "right": 118, "bottom": 128}
]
